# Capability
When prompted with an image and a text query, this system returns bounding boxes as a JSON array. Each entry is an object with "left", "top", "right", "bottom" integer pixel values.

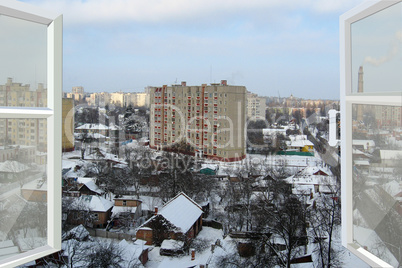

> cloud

[
  {"left": 26, "top": 0, "right": 362, "bottom": 26},
  {"left": 364, "top": 30, "right": 402, "bottom": 66}
]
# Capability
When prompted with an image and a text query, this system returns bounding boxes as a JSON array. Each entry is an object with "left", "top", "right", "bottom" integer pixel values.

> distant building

[
  {"left": 247, "top": 92, "right": 266, "bottom": 120},
  {"left": 0, "top": 78, "right": 47, "bottom": 151},
  {"left": 72, "top": 86, "right": 84, "bottom": 94},
  {"left": 66, "top": 86, "right": 85, "bottom": 102},
  {"left": 87, "top": 91, "right": 150, "bottom": 108},
  {"left": 149, "top": 81, "right": 247, "bottom": 162}
]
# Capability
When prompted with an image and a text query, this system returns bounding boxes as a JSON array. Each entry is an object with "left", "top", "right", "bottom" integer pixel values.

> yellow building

[{"left": 62, "top": 98, "right": 75, "bottom": 152}]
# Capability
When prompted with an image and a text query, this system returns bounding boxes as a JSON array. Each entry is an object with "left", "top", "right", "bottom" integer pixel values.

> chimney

[
  {"left": 154, "top": 206, "right": 158, "bottom": 215},
  {"left": 181, "top": 81, "right": 187, "bottom": 86},
  {"left": 221, "top": 80, "right": 227, "bottom": 86},
  {"left": 191, "top": 248, "right": 195, "bottom": 261},
  {"left": 358, "top": 66, "right": 364, "bottom": 93}
]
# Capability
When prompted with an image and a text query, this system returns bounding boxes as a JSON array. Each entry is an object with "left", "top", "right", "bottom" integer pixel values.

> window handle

[{"left": 328, "top": 109, "right": 340, "bottom": 147}]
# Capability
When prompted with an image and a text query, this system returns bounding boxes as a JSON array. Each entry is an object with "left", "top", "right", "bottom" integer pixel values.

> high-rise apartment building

[
  {"left": 0, "top": 78, "right": 47, "bottom": 151},
  {"left": 149, "top": 80, "right": 246, "bottom": 162},
  {"left": 72, "top": 86, "right": 84, "bottom": 94},
  {"left": 66, "top": 86, "right": 85, "bottom": 102},
  {"left": 247, "top": 92, "right": 266, "bottom": 120},
  {"left": 123, "top": 92, "right": 150, "bottom": 107}
]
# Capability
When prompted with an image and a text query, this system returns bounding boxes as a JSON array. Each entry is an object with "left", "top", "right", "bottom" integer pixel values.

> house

[
  {"left": 199, "top": 164, "right": 218, "bottom": 175},
  {"left": 379, "top": 150, "right": 402, "bottom": 167},
  {"left": 285, "top": 166, "right": 337, "bottom": 196},
  {"left": 76, "top": 177, "right": 104, "bottom": 196},
  {"left": 136, "top": 192, "right": 203, "bottom": 247},
  {"left": 0, "top": 160, "right": 30, "bottom": 182},
  {"left": 352, "top": 140, "right": 375, "bottom": 153},
  {"left": 67, "top": 195, "right": 114, "bottom": 228},
  {"left": 110, "top": 195, "right": 142, "bottom": 228},
  {"left": 286, "top": 135, "right": 314, "bottom": 154},
  {"left": 21, "top": 178, "right": 47, "bottom": 202}
]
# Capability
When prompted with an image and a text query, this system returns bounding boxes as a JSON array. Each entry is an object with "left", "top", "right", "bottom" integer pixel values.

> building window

[{"left": 341, "top": 1, "right": 402, "bottom": 267}]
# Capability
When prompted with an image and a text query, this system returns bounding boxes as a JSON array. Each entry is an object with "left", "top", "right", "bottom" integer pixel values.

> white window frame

[
  {"left": 0, "top": 0, "right": 62, "bottom": 267},
  {"left": 340, "top": 1, "right": 402, "bottom": 267}
]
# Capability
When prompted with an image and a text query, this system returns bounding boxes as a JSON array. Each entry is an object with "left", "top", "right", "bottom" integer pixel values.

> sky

[
  {"left": 22, "top": 0, "right": 366, "bottom": 100},
  {"left": 351, "top": 1, "right": 402, "bottom": 94}
]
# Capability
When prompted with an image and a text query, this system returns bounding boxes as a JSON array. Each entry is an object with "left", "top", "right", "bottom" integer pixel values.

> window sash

[
  {"left": 0, "top": 1, "right": 62, "bottom": 267},
  {"left": 340, "top": 0, "right": 401, "bottom": 267}
]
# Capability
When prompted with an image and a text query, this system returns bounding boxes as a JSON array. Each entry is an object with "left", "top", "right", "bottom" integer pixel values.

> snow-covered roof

[
  {"left": 354, "top": 160, "right": 370, "bottom": 166},
  {"left": 108, "top": 123, "right": 122, "bottom": 130},
  {"left": 285, "top": 170, "right": 336, "bottom": 186},
  {"left": 353, "top": 140, "right": 375, "bottom": 149},
  {"left": 0, "top": 160, "right": 29, "bottom": 173},
  {"left": 73, "top": 195, "right": 114, "bottom": 212},
  {"left": 287, "top": 136, "right": 314, "bottom": 148},
  {"left": 21, "top": 178, "right": 47, "bottom": 191},
  {"left": 158, "top": 192, "right": 203, "bottom": 233},
  {"left": 76, "top": 123, "right": 109, "bottom": 130},
  {"left": 262, "top": 128, "right": 287, "bottom": 135},
  {"left": 114, "top": 195, "right": 141, "bottom": 201},
  {"left": 382, "top": 180, "right": 401, "bottom": 197},
  {"left": 75, "top": 123, "right": 122, "bottom": 131},
  {"left": 63, "top": 224, "right": 91, "bottom": 241},
  {"left": 77, "top": 177, "right": 103, "bottom": 195},
  {"left": 118, "top": 239, "right": 148, "bottom": 266},
  {"left": 111, "top": 206, "right": 137, "bottom": 217},
  {"left": 200, "top": 164, "right": 218, "bottom": 171},
  {"left": 160, "top": 239, "right": 184, "bottom": 250},
  {"left": 380, "top": 150, "right": 402, "bottom": 160},
  {"left": 296, "top": 166, "right": 332, "bottom": 177}
]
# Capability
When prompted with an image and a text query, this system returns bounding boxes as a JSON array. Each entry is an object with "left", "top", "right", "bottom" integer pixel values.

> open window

[
  {"left": 341, "top": 1, "right": 402, "bottom": 267},
  {"left": 0, "top": 0, "right": 62, "bottom": 267}
]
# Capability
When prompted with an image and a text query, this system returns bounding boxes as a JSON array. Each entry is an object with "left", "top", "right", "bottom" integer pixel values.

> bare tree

[
  {"left": 86, "top": 241, "right": 125, "bottom": 268},
  {"left": 308, "top": 183, "right": 341, "bottom": 268},
  {"left": 254, "top": 179, "right": 308, "bottom": 268}
]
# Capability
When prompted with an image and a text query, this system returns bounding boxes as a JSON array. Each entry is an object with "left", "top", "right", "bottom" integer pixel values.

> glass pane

[
  {"left": 352, "top": 104, "right": 402, "bottom": 267},
  {"left": 0, "top": 14, "right": 47, "bottom": 107},
  {"left": 0, "top": 118, "right": 47, "bottom": 260},
  {"left": 351, "top": 2, "right": 402, "bottom": 94}
]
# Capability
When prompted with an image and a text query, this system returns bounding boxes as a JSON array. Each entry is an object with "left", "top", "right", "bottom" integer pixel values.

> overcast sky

[{"left": 23, "top": 0, "right": 366, "bottom": 99}]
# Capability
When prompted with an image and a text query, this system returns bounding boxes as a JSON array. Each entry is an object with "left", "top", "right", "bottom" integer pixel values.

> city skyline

[{"left": 25, "top": 0, "right": 363, "bottom": 99}]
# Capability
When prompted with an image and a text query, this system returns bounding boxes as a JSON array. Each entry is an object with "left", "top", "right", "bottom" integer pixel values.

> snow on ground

[{"left": 146, "top": 227, "right": 225, "bottom": 268}]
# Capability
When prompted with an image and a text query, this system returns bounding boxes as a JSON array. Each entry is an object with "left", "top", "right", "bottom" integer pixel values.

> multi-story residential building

[
  {"left": 110, "top": 91, "right": 125, "bottom": 106},
  {"left": 0, "top": 78, "right": 47, "bottom": 151},
  {"left": 123, "top": 92, "right": 150, "bottom": 107},
  {"left": 72, "top": 86, "right": 84, "bottom": 94},
  {"left": 66, "top": 86, "right": 85, "bottom": 102},
  {"left": 88, "top": 92, "right": 111, "bottom": 107},
  {"left": 88, "top": 91, "right": 149, "bottom": 108},
  {"left": 246, "top": 92, "right": 266, "bottom": 120},
  {"left": 149, "top": 80, "right": 247, "bottom": 162}
]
